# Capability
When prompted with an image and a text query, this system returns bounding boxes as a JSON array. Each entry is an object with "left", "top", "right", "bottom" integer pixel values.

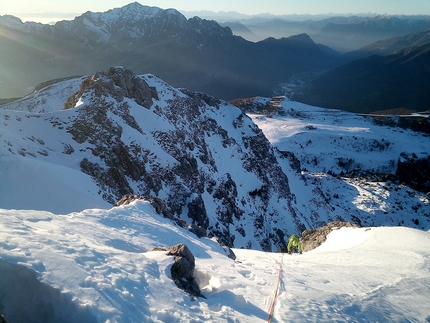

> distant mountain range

[
  {"left": 0, "top": 2, "right": 339, "bottom": 100},
  {"left": 346, "top": 28, "right": 430, "bottom": 59},
  {"left": 219, "top": 14, "right": 430, "bottom": 52},
  {"left": 1, "top": 3, "right": 430, "bottom": 113}
]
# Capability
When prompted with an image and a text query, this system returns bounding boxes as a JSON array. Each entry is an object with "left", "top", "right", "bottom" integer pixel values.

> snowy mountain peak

[
  {"left": 85, "top": 2, "right": 185, "bottom": 23},
  {"left": 0, "top": 14, "right": 45, "bottom": 32},
  {"left": 60, "top": 2, "right": 189, "bottom": 41},
  {"left": 0, "top": 67, "right": 308, "bottom": 251}
]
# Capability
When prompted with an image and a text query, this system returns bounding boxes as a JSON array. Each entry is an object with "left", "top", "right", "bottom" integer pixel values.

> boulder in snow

[{"left": 300, "top": 221, "right": 359, "bottom": 252}]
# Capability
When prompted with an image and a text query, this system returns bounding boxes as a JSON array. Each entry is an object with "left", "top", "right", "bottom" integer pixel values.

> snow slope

[
  {"left": 249, "top": 99, "right": 429, "bottom": 175},
  {"left": 0, "top": 201, "right": 429, "bottom": 322},
  {"left": 249, "top": 98, "right": 430, "bottom": 230}
]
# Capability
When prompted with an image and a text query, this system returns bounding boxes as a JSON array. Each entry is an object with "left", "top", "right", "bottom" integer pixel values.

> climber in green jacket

[{"left": 287, "top": 234, "right": 303, "bottom": 254}]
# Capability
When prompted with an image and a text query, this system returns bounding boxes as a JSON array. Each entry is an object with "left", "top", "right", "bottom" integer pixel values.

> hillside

[
  {"left": 293, "top": 42, "right": 430, "bottom": 113},
  {"left": 0, "top": 66, "right": 307, "bottom": 252},
  {"left": 345, "top": 28, "right": 430, "bottom": 59}
]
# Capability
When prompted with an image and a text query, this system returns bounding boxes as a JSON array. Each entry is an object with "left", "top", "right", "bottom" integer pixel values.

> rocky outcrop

[
  {"left": 300, "top": 221, "right": 359, "bottom": 252},
  {"left": 116, "top": 195, "right": 174, "bottom": 219},
  {"left": 396, "top": 154, "right": 430, "bottom": 192},
  {"left": 64, "top": 66, "right": 157, "bottom": 110},
  {"left": 149, "top": 244, "right": 203, "bottom": 298}
]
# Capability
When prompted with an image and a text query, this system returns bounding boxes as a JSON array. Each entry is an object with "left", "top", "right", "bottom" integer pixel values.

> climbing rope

[{"left": 267, "top": 253, "right": 284, "bottom": 323}]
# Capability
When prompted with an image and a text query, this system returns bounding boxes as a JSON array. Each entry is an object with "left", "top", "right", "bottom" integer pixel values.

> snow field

[{"left": 1, "top": 201, "right": 429, "bottom": 322}]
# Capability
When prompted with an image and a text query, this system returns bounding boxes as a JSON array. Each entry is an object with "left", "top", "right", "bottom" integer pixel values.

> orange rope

[{"left": 267, "top": 254, "right": 283, "bottom": 322}]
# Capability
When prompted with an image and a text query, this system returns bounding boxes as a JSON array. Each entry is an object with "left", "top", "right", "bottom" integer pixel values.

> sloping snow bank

[
  {"left": 0, "top": 156, "right": 110, "bottom": 214},
  {"left": 274, "top": 226, "right": 430, "bottom": 322},
  {"left": 0, "top": 202, "right": 429, "bottom": 323}
]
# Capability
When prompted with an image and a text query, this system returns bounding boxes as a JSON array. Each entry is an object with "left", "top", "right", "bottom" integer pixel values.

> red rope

[{"left": 267, "top": 254, "right": 283, "bottom": 322}]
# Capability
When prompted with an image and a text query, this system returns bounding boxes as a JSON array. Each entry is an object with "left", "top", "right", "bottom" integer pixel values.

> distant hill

[
  {"left": 219, "top": 21, "right": 259, "bottom": 42},
  {"left": 293, "top": 42, "right": 430, "bottom": 113},
  {"left": 218, "top": 15, "right": 430, "bottom": 52},
  {"left": 345, "top": 28, "right": 430, "bottom": 60}
]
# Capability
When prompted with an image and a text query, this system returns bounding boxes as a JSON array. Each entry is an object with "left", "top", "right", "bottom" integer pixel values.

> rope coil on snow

[{"left": 267, "top": 253, "right": 283, "bottom": 323}]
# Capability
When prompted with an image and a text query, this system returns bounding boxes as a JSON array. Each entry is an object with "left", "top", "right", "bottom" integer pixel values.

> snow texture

[{"left": 0, "top": 201, "right": 429, "bottom": 322}]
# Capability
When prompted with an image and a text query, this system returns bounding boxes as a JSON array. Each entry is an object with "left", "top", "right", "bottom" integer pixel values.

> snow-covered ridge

[
  {"left": 1, "top": 68, "right": 429, "bottom": 244},
  {"left": 1, "top": 76, "right": 86, "bottom": 113},
  {"left": 250, "top": 99, "right": 430, "bottom": 175}
]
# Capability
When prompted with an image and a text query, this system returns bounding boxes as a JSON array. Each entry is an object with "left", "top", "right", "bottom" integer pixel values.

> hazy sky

[{"left": 1, "top": 0, "right": 429, "bottom": 23}]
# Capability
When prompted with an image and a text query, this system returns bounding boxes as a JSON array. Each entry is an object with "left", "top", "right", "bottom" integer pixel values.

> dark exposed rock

[
  {"left": 189, "top": 223, "right": 207, "bottom": 238},
  {"left": 222, "top": 246, "right": 237, "bottom": 260},
  {"left": 277, "top": 149, "right": 302, "bottom": 173},
  {"left": 149, "top": 244, "right": 204, "bottom": 298},
  {"left": 64, "top": 66, "right": 157, "bottom": 110},
  {"left": 187, "top": 194, "right": 209, "bottom": 229},
  {"left": 396, "top": 154, "right": 430, "bottom": 192},
  {"left": 0, "top": 313, "right": 8, "bottom": 323},
  {"left": 300, "top": 221, "right": 359, "bottom": 252}
]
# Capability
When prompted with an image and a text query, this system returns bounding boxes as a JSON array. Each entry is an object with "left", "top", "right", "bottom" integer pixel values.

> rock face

[
  {"left": 116, "top": 195, "right": 174, "bottom": 220},
  {"left": 300, "top": 221, "right": 359, "bottom": 252},
  {"left": 396, "top": 154, "right": 430, "bottom": 192}
]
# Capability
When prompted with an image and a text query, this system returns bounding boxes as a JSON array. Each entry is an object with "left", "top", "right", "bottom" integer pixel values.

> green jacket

[{"left": 287, "top": 234, "right": 302, "bottom": 253}]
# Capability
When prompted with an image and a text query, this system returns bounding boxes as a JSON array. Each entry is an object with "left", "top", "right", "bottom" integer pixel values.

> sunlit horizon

[{"left": 1, "top": 0, "right": 429, "bottom": 24}]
